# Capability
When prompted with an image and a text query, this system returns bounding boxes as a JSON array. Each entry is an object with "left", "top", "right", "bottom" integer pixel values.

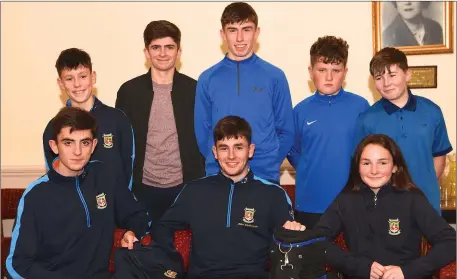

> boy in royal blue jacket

[
  {"left": 287, "top": 36, "right": 369, "bottom": 228},
  {"left": 194, "top": 2, "right": 294, "bottom": 183}
]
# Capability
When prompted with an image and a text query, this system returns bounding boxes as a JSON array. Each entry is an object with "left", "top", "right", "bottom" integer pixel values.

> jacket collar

[
  {"left": 48, "top": 159, "right": 88, "bottom": 183},
  {"left": 145, "top": 68, "right": 182, "bottom": 91},
  {"left": 222, "top": 53, "right": 258, "bottom": 68},
  {"left": 313, "top": 88, "right": 346, "bottom": 103},
  {"left": 218, "top": 168, "right": 254, "bottom": 184},
  {"left": 66, "top": 96, "right": 103, "bottom": 112},
  {"left": 380, "top": 90, "right": 417, "bottom": 115}
]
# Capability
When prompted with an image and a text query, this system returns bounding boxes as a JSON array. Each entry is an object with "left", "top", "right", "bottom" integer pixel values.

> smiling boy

[
  {"left": 194, "top": 2, "right": 294, "bottom": 184},
  {"left": 42, "top": 48, "right": 135, "bottom": 189},
  {"left": 354, "top": 47, "right": 452, "bottom": 213}
]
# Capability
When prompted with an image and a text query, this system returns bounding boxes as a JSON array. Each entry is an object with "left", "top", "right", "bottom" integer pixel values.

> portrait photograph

[{"left": 373, "top": 1, "right": 454, "bottom": 55}]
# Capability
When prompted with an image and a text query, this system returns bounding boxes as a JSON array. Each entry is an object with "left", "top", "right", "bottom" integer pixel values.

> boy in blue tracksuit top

[
  {"left": 154, "top": 116, "right": 305, "bottom": 279},
  {"left": 194, "top": 2, "right": 294, "bottom": 183},
  {"left": 354, "top": 47, "right": 453, "bottom": 213},
  {"left": 43, "top": 48, "right": 135, "bottom": 189},
  {"left": 7, "top": 107, "right": 150, "bottom": 279},
  {"left": 287, "top": 36, "right": 369, "bottom": 228}
]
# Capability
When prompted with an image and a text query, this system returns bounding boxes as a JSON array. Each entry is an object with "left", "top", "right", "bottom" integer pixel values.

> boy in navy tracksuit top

[
  {"left": 194, "top": 2, "right": 294, "bottom": 183},
  {"left": 7, "top": 107, "right": 150, "bottom": 279},
  {"left": 43, "top": 48, "right": 135, "bottom": 189},
  {"left": 154, "top": 116, "right": 305, "bottom": 279},
  {"left": 287, "top": 36, "right": 369, "bottom": 228}
]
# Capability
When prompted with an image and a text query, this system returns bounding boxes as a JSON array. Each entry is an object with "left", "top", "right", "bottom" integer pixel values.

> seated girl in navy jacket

[{"left": 316, "top": 134, "right": 456, "bottom": 279}]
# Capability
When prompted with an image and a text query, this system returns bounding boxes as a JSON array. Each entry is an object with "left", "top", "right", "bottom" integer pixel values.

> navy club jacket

[
  {"left": 43, "top": 97, "right": 135, "bottom": 190},
  {"left": 6, "top": 160, "right": 150, "bottom": 279},
  {"left": 154, "top": 170, "right": 294, "bottom": 278}
]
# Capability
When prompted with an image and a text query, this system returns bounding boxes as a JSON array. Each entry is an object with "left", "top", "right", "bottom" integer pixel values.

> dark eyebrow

[{"left": 151, "top": 44, "right": 175, "bottom": 48}]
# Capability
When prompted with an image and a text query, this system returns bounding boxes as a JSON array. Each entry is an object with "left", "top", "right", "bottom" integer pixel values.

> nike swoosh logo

[{"left": 306, "top": 120, "right": 317, "bottom": 125}]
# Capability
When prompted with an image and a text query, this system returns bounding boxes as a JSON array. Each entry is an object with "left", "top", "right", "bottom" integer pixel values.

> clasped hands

[{"left": 371, "top": 262, "right": 404, "bottom": 279}]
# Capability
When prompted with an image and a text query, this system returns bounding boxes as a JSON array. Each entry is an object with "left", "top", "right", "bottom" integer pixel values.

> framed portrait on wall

[{"left": 372, "top": 1, "right": 454, "bottom": 55}]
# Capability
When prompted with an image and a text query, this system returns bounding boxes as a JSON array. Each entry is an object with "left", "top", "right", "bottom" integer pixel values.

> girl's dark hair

[{"left": 344, "top": 134, "right": 417, "bottom": 192}]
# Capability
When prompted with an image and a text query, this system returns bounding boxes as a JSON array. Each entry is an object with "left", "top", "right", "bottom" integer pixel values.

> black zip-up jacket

[
  {"left": 154, "top": 170, "right": 294, "bottom": 279},
  {"left": 315, "top": 184, "right": 456, "bottom": 279},
  {"left": 115, "top": 69, "right": 205, "bottom": 187},
  {"left": 6, "top": 161, "right": 150, "bottom": 279},
  {"left": 43, "top": 97, "right": 135, "bottom": 189}
]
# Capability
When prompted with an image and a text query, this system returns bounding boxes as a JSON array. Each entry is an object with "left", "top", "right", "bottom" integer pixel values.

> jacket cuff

[{"left": 357, "top": 260, "right": 373, "bottom": 278}]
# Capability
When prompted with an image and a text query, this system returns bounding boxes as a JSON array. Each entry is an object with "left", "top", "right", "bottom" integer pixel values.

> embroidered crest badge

[
  {"left": 164, "top": 270, "right": 177, "bottom": 278},
  {"left": 96, "top": 193, "right": 107, "bottom": 209},
  {"left": 388, "top": 218, "right": 401, "bottom": 235},
  {"left": 103, "top": 133, "right": 113, "bottom": 148},
  {"left": 243, "top": 207, "right": 256, "bottom": 224}
]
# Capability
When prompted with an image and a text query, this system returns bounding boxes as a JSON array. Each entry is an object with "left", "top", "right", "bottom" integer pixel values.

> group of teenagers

[{"left": 6, "top": 2, "right": 456, "bottom": 279}]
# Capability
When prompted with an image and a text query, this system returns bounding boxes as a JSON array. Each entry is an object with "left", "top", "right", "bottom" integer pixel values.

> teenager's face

[
  {"left": 396, "top": 2, "right": 422, "bottom": 20},
  {"left": 359, "top": 144, "right": 397, "bottom": 192},
  {"left": 221, "top": 21, "right": 259, "bottom": 61},
  {"left": 309, "top": 59, "right": 347, "bottom": 95},
  {"left": 212, "top": 136, "right": 255, "bottom": 182},
  {"left": 374, "top": 64, "right": 411, "bottom": 104},
  {"left": 58, "top": 66, "right": 96, "bottom": 109},
  {"left": 49, "top": 127, "right": 97, "bottom": 176},
  {"left": 144, "top": 36, "right": 181, "bottom": 72}
]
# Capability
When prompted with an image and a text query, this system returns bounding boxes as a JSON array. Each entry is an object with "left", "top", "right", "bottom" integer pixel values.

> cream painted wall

[{"left": 1, "top": 2, "right": 456, "bottom": 184}]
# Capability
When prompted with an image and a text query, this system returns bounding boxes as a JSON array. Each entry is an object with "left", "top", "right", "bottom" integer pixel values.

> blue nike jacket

[{"left": 194, "top": 54, "right": 294, "bottom": 182}]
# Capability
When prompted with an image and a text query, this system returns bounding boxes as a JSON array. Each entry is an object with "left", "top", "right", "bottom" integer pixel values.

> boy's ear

[
  {"left": 49, "top": 140, "right": 59, "bottom": 155},
  {"left": 308, "top": 65, "right": 313, "bottom": 81}
]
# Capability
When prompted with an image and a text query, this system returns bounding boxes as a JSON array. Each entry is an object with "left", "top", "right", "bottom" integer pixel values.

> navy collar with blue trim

[
  {"left": 48, "top": 158, "right": 88, "bottom": 183},
  {"left": 218, "top": 168, "right": 254, "bottom": 184},
  {"left": 65, "top": 96, "right": 103, "bottom": 112},
  {"left": 380, "top": 90, "right": 417, "bottom": 115}
]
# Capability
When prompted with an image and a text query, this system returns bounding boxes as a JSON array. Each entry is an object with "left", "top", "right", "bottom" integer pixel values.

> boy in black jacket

[{"left": 7, "top": 107, "right": 150, "bottom": 279}]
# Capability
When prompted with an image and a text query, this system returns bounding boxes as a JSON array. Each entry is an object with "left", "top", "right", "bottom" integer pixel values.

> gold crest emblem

[
  {"left": 164, "top": 270, "right": 177, "bottom": 278},
  {"left": 103, "top": 133, "right": 113, "bottom": 148},
  {"left": 388, "top": 218, "right": 401, "bottom": 235},
  {"left": 96, "top": 193, "right": 107, "bottom": 209},
  {"left": 243, "top": 207, "right": 256, "bottom": 224}
]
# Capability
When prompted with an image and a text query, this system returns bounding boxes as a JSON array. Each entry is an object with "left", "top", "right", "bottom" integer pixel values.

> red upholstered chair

[
  {"left": 109, "top": 228, "right": 192, "bottom": 273},
  {"left": 439, "top": 261, "right": 456, "bottom": 279},
  {"left": 1, "top": 188, "right": 26, "bottom": 278},
  {"left": 422, "top": 239, "right": 456, "bottom": 279},
  {"left": 281, "top": 184, "right": 295, "bottom": 207}
]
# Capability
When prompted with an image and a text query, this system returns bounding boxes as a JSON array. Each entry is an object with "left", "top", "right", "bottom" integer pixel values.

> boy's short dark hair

[
  {"left": 55, "top": 48, "right": 92, "bottom": 77},
  {"left": 213, "top": 116, "right": 252, "bottom": 145},
  {"left": 310, "top": 36, "right": 349, "bottom": 66},
  {"left": 369, "top": 47, "right": 409, "bottom": 77},
  {"left": 51, "top": 107, "right": 98, "bottom": 141},
  {"left": 221, "top": 2, "right": 258, "bottom": 29},
  {"left": 143, "top": 20, "right": 181, "bottom": 48}
]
